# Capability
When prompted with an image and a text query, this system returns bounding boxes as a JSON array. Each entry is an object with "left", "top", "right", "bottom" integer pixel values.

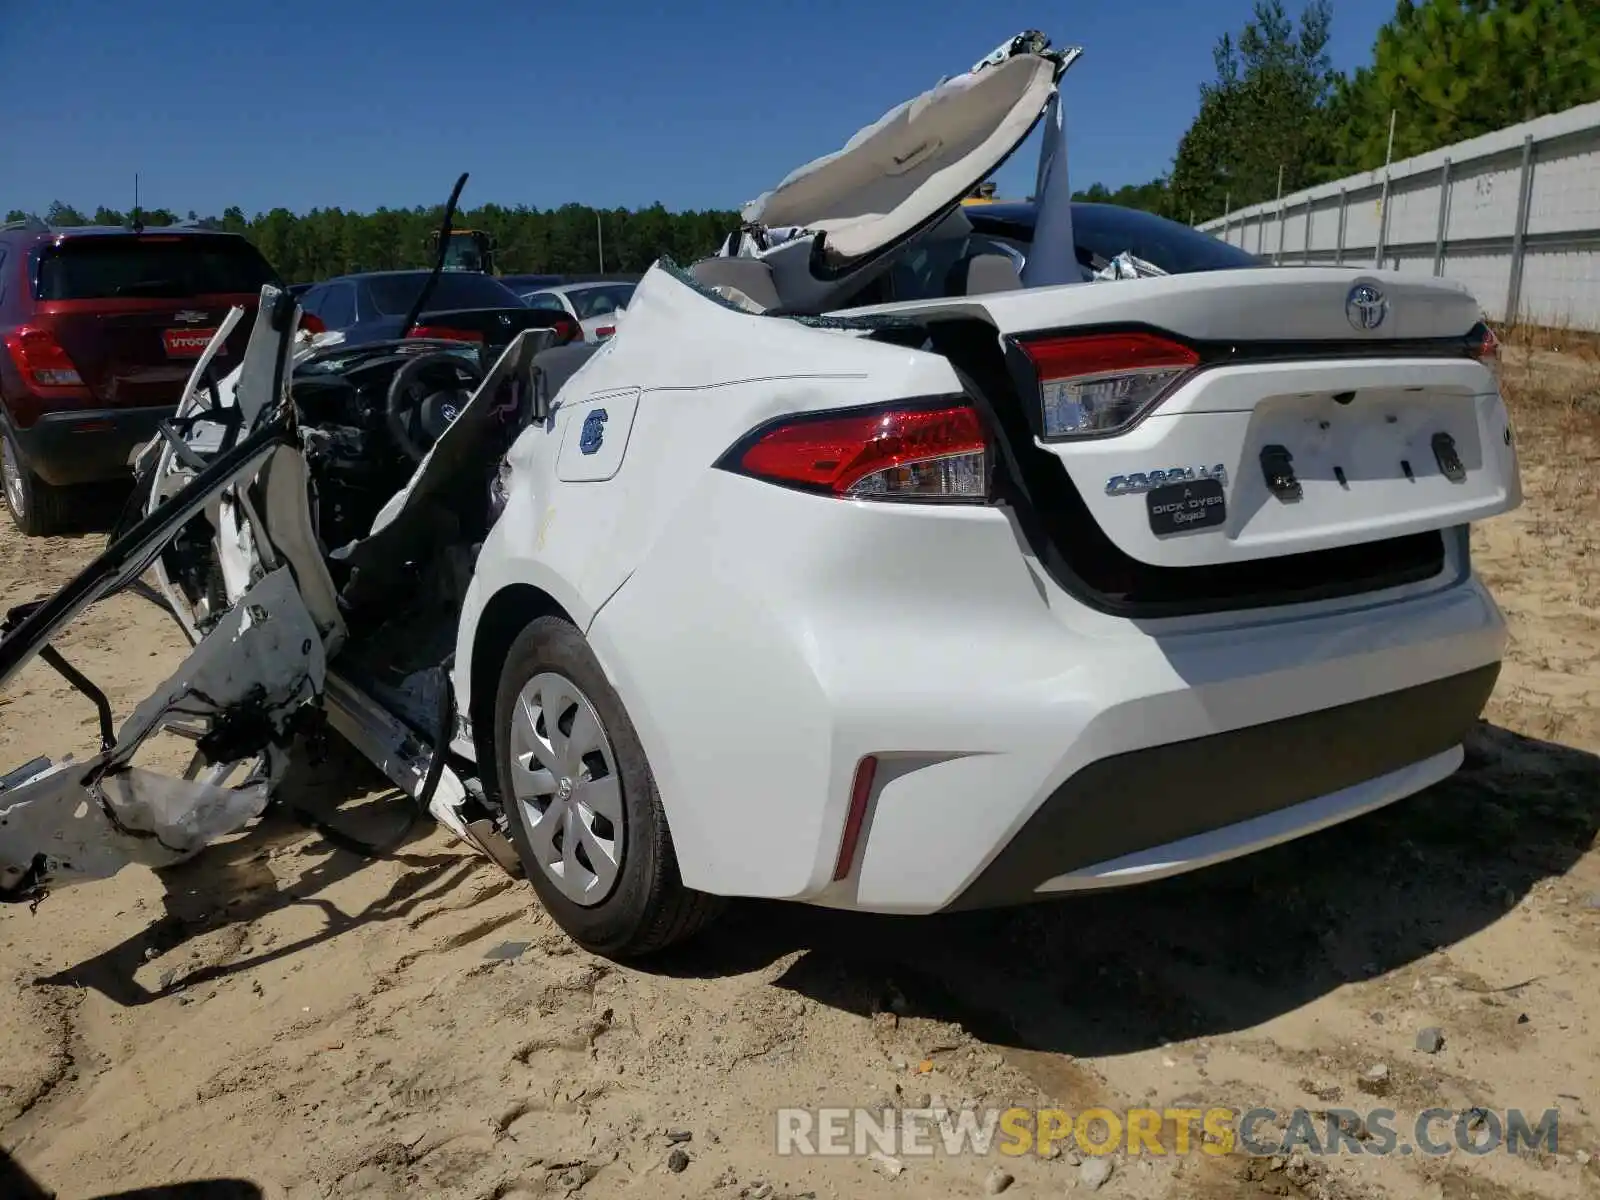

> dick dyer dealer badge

[{"left": 1146, "top": 477, "right": 1227, "bottom": 536}]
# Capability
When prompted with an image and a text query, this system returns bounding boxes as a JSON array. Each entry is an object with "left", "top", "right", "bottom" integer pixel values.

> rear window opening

[
  {"left": 1065, "top": 203, "right": 1261, "bottom": 276},
  {"left": 847, "top": 202, "right": 1264, "bottom": 307},
  {"left": 35, "top": 236, "right": 279, "bottom": 301}
]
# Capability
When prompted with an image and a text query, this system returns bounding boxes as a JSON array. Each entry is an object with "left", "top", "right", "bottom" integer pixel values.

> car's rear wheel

[
  {"left": 2, "top": 428, "right": 70, "bottom": 537},
  {"left": 494, "top": 616, "right": 722, "bottom": 958}
]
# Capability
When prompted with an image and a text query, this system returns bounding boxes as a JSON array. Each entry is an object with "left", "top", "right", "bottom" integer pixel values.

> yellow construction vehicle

[
  {"left": 961, "top": 181, "right": 1000, "bottom": 206},
  {"left": 427, "top": 228, "right": 498, "bottom": 274}
]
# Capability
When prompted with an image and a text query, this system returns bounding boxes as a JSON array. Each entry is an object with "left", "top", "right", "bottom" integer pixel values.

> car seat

[{"left": 945, "top": 252, "right": 1023, "bottom": 295}]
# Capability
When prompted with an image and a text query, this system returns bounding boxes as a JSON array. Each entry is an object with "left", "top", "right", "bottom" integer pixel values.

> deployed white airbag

[
  {"left": 727, "top": 31, "right": 1081, "bottom": 314},
  {"left": 744, "top": 50, "right": 1057, "bottom": 265}
]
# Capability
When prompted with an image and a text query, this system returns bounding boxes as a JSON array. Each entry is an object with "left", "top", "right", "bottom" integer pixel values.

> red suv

[{"left": 0, "top": 220, "right": 279, "bottom": 535}]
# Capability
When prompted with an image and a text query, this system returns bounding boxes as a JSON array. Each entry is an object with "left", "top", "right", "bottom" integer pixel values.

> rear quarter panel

[
  {"left": 453, "top": 266, "right": 964, "bottom": 857},
  {"left": 462, "top": 264, "right": 964, "bottom": 633}
]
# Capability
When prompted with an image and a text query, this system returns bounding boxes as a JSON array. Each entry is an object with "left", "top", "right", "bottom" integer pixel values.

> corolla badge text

[{"left": 1106, "top": 464, "right": 1227, "bottom": 496}]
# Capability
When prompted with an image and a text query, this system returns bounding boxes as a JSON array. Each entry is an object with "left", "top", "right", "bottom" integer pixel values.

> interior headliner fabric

[{"left": 742, "top": 52, "right": 1057, "bottom": 266}]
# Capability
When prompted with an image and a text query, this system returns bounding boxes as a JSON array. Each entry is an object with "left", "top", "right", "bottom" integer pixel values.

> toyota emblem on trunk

[{"left": 1346, "top": 283, "right": 1387, "bottom": 331}]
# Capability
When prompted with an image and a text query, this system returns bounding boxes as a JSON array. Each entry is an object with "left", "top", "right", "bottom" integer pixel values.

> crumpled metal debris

[
  {"left": 0, "top": 568, "right": 324, "bottom": 900},
  {"left": 1092, "top": 250, "right": 1169, "bottom": 282}
]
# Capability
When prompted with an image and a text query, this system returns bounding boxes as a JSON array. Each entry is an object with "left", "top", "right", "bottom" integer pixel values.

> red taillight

[
  {"left": 1018, "top": 331, "right": 1200, "bottom": 438},
  {"left": 406, "top": 325, "right": 484, "bottom": 344},
  {"left": 1467, "top": 322, "right": 1500, "bottom": 362},
  {"left": 733, "top": 402, "right": 989, "bottom": 501},
  {"left": 1466, "top": 321, "right": 1501, "bottom": 385},
  {"left": 3, "top": 325, "right": 85, "bottom": 391},
  {"left": 594, "top": 325, "right": 616, "bottom": 339},
  {"left": 833, "top": 756, "right": 879, "bottom": 881}
]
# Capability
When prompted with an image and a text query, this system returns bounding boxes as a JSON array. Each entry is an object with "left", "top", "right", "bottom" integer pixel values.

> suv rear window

[
  {"left": 362, "top": 272, "right": 522, "bottom": 316},
  {"left": 35, "top": 236, "right": 279, "bottom": 301}
]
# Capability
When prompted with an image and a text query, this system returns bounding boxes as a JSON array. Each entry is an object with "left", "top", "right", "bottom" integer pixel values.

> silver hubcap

[
  {"left": 2, "top": 438, "right": 25, "bottom": 517},
  {"left": 508, "top": 672, "right": 624, "bottom": 906}
]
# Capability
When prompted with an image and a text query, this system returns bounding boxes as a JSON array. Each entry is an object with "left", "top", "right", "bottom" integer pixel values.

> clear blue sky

[{"left": 1, "top": 0, "right": 1398, "bottom": 219}]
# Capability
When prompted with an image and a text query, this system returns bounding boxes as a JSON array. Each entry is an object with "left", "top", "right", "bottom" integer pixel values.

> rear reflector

[
  {"left": 833, "top": 756, "right": 879, "bottom": 881},
  {"left": 406, "top": 325, "right": 484, "bottom": 344},
  {"left": 3, "top": 325, "right": 84, "bottom": 390},
  {"left": 732, "top": 402, "right": 989, "bottom": 501},
  {"left": 1018, "top": 331, "right": 1199, "bottom": 439}
]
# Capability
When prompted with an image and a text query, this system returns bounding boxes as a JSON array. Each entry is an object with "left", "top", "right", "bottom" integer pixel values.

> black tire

[
  {"left": 2, "top": 427, "right": 71, "bottom": 537},
  {"left": 494, "top": 616, "right": 724, "bottom": 958}
]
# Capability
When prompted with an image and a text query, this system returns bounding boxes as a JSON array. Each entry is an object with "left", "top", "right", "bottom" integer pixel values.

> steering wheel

[{"left": 385, "top": 351, "right": 484, "bottom": 462}]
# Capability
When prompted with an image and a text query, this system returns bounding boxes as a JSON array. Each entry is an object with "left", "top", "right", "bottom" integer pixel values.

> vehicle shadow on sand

[
  {"left": 2, "top": 1145, "right": 262, "bottom": 1200},
  {"left": 34, "top": 737, "right": 473, "bottom": 1007},
  {"left": 657, "top": 721, "right": 1600, "bottom": 1059}
]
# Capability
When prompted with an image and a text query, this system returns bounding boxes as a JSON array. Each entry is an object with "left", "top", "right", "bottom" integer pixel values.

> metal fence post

[
  {"left": 1303, "top": 194, "right": 1314, "bottom": 263},
  {"left": 1375, "top": 108, "right": 1397, "bottom": 268},
  {"left": 1432, "top": 157, "right": 1452, "bottom": 276},
  {"left": 1375, "top": 183, "right": 1390, "bottom": 269},
  {"left": 1505, "top": 134, "right": 1536, "bottom": 325},
  {"left": 1273, "top": 167, "right": 1287, "bottom": 265},
  {"left": 1336, "top": 189, "right": 1347, "bottom": 266}
]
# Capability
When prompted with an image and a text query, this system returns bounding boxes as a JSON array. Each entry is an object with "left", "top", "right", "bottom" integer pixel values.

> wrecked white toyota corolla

[{"left": 2, "top": 31, "right": 1521, "bottom": 959}]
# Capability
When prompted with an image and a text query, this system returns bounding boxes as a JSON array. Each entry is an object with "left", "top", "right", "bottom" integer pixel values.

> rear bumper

[
  {"left": 7, "top": 405, "right": 171, "bottom": 485},
  {"left": 947, "top": 662, "right": 1498, "bottom": 908},
  {"left": 583, "top": 471, "right": 1509, "bottom": 913}
]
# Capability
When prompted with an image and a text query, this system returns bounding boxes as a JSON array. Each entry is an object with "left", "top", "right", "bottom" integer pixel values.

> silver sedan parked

[{"left": 520, "top": 281, "right": 636, "bottom": 343}]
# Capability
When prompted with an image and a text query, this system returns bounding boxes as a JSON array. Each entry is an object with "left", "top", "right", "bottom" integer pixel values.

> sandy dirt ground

[{"left": 2, "top": 346, "right": 1598, "bottom": 1200}]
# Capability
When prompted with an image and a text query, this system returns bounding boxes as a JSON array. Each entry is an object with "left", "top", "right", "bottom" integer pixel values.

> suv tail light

[
  {"left": 1018, "top": 331, "right": 1200, "bottom": 439},
  {"left": 727, "top": 402, "right": 989, "bottom": 502},
  {"left": 594, "top": 325, "right": 616, "bottom": 340},
  {"left": 407, "top": 325, "right": 484, "bottom": 344},
  {"left": 3, "top": 326, "right": 85, "bottom": 391},
  {"left": 1466, "top": 321, "right": 1501, "bottom": 384}
]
